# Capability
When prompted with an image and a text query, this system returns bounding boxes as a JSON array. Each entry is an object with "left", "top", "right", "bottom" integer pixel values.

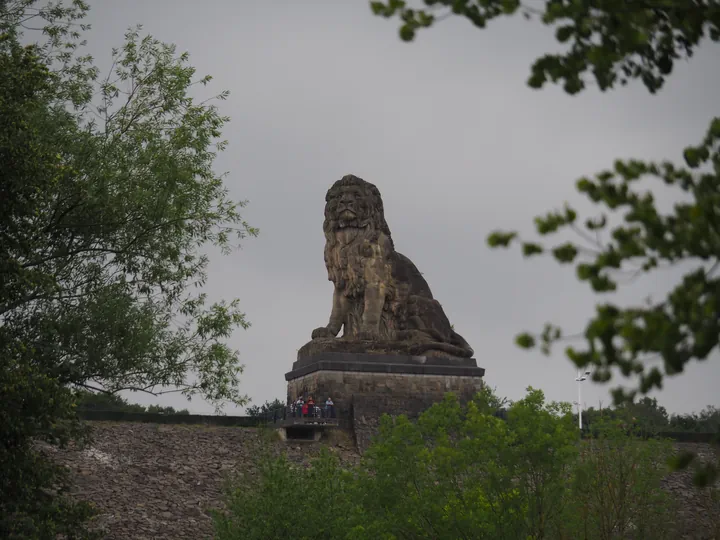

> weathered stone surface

[
  {"left": 286, "top": 367, "right": 485, "bottom": 429},
  {"left": 44, "top": 422, "right": 360, "bottom": 540},
  {"left": 661, "top": 442, "right": 720, "bottom": 540},
  {"left": 291, "top": 351, "right": 481, "bottom": 371},
  {"left": 301, "top": 175, "right": 474, "bottom": 361},
  {"left": 287, "top": 370, "right": 484, "bottom": 402}
]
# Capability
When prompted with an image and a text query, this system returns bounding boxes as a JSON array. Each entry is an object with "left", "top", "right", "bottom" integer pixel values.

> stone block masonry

[
  {"left": 287, "top": 370, "right": 483, "bottom": 411},
  {"left": 285, "top": 352, "right": 485, "bottom": 436}
]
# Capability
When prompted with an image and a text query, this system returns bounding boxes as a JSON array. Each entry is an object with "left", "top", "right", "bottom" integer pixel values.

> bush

[
  {"left": 213, "top": 451, "right": 358, "bottom": 540},
  {"left": 215, "top": 388, "right": 678, "bottom": 539},
  {"left": 565, "top": 421, "right": 674, "bottom": 539}
]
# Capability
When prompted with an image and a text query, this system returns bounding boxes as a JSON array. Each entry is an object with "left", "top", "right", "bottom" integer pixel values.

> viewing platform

[{"left": 258, "top": 405, "right": 341, "bottom": 442}]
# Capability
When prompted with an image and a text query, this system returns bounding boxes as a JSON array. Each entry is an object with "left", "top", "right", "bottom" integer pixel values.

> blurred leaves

[
  {"left": 371, "top": 0, "right": 720, "bottom": 95},
  {"left": 372, "top": 0, "right": 720, "bottom": 415},
  {"left": 370, "top": 0, "right": 720, "bottom": 486},
  {"left": 483, "top": 117, "right": 720, "bottom": 405}
]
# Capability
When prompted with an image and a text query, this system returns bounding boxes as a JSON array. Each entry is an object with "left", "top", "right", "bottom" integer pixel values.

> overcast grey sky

[{"left": 79, "top": 1, "right": 719, "bottom": 415}]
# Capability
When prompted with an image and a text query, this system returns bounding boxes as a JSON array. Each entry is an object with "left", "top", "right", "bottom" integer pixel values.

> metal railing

[{"left": 258, "top": 405, "right": 340, "bottom": 426}]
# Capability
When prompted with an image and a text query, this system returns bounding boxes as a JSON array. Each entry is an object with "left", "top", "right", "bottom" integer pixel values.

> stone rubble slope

[
  {"left": 46, "top": 422, "right": 719, "bottom": 540},
  {"left": 47, "top": 422, "right": 359, "bottom": 540}
]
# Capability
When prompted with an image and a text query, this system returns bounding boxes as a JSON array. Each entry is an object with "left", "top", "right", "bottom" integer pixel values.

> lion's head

[{"left": 323, "top": 175, "right": 393, "bottom": 244}]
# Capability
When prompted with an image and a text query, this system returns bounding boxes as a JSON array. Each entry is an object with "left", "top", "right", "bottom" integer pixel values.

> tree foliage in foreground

[
  {"left": 372, "top": 0, "right": 720, "bottom": 94},
  {"left": 1, "top": 0, "right": 254, "bottom": 536},
  {"left": 215, "top": 390, "right": 677, "bottom": 540},
  {"left": 370, "top": 0, "right": 720, "bottom": 485}
]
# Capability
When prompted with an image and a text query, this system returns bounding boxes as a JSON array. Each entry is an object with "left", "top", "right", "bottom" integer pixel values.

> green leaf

[
  {"left": 683, "top": 146, "right": 702, "bottom": 168},
  {"left": 515, "top": 332, "right": 536, "bottom": 349},
  {"left": 709, "top": 117, "right": 720, "bottom": 138},
  {"left": 399, "top": 24, "right": 415, "bottom": 41},
  {"left": 551, "top": 243, "right": 578, "bottom": 263},
  {"left": 585, "top": 214, "right": 607, "bottom": 230},
  {"left": 370, "top": 2, "right": 387, "bottom": 15},
  {"left": 522, "top": 242, "right": 544, "bottom": 257},
  {"left": 555, "top": 25, "right": 574, "bottom": 43},
  {"left": 564, "top": 205, "right": 577, "bottom": 223},
  {"left": 501, "top": 0, "right": 520, "bottom": 15},
  {"left": 487, "top": 230, "right": 518, "bottom": 248},
  {"left": 528, "top": 70, "right": 546, "bottom": 89},
  {"left": 590, "top": 275, "right": 617, "bottom": 292},
  {"left": 576, "top": 264, "right": 595, "bottom": 281}
]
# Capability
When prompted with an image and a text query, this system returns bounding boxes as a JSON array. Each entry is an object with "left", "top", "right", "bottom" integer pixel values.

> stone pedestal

[{"left": 285, "top": 352, "right": 485, "bottom": 447}]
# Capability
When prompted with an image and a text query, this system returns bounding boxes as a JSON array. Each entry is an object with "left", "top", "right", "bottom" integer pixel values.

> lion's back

[{"left": 392, "top": 252, "right": 434, "bottom": 299}]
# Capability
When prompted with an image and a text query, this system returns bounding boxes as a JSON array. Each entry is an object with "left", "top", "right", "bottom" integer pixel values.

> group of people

[{"left": 291, "top": 395, "right": 336, "bottom": 419}]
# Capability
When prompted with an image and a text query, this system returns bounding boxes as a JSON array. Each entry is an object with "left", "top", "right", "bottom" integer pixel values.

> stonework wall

[
  {"left": 287, "top": 370, "right": 484, "bottom": 422},
  {"left": 48, "top": 421, "right": 719, "bottom": 540}
]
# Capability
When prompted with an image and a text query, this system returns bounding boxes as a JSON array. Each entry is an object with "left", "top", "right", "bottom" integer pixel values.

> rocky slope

[
  {"left": 47, "top": 422, "right": 359, "bottom": 540},
  {"left": 47, "top": 422, "right": 719, "bottom": 540}
]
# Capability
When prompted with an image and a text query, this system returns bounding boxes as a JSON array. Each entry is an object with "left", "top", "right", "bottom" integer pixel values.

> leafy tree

[
  {"left": 1, "top": 0, "right": 255, "bottom": 536},
  {"left": 73, "top": 391, "right": 190, "bottom": 414},
  {"left": 669, "top": 405, "right": 720, "bottom": 432},
  {"left": 580, "top": 396, "right": 673, "bottom": 435},
  {"left": 356, "top": 388, "right": 579, "bottom": 539},
  {"left": 73, "top": 390, "right": 146, "bottom": 413},
  {"left": 370, "top": 0, "right": 720, "bottom": 485},
  {"left": 2, "top": 3, "right": 256, "bottom": 404},
  {"left": 568, "top": 419, "right": 674, "bottom": 540},
  {"left": 0, "top": 29, "right": 97, "bottom": 540},
  {"left": 145, "top": 404, "right": 190, "bottom": 415},
  {"left": 246, "top": 398, "right": 286, "bottom": 419},
  {"left": 622, "top": 396, "right": 670, "bottom": 434},
  {"left": 579, "top": 397, "right": 720, "bottom": 435},
  {"left": 216, "top": 389, "right": 678, "bottom": 539},
  {"left": 214, "top": 450, "right": 359, "bottom": 540}
]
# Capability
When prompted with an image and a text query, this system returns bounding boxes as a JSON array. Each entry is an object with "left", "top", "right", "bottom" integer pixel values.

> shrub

[{"left": 215, "top": 388, "right": 683, "bottom": 539}]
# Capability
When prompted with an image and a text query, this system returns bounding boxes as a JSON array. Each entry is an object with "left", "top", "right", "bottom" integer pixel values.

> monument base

[{"left": 285, "top": 353, "right": 485, "bottom": 450}]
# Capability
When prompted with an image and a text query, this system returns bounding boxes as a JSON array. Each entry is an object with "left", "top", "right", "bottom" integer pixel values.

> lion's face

[{"left": 324, "top": 176, "right": 383, "bottom": 231}]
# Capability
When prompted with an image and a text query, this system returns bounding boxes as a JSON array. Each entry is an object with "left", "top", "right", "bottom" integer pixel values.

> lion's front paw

[{"left": 311, "top": 327, "right": 335, "bottom": 339}]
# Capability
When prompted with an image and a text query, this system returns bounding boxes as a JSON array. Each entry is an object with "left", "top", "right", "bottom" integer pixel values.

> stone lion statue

[{"left": 307, "top": 174, "right": 474, "bottom": 360}]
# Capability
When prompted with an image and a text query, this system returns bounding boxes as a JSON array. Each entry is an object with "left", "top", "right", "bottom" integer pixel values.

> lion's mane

[{"left": 322, "top": 175, "right": 394, "bottom": 298}]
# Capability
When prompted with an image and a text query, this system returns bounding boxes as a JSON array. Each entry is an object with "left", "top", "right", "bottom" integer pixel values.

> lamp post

[{"left": 575, "top": 370, "right": 591, "bottom": 430}]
